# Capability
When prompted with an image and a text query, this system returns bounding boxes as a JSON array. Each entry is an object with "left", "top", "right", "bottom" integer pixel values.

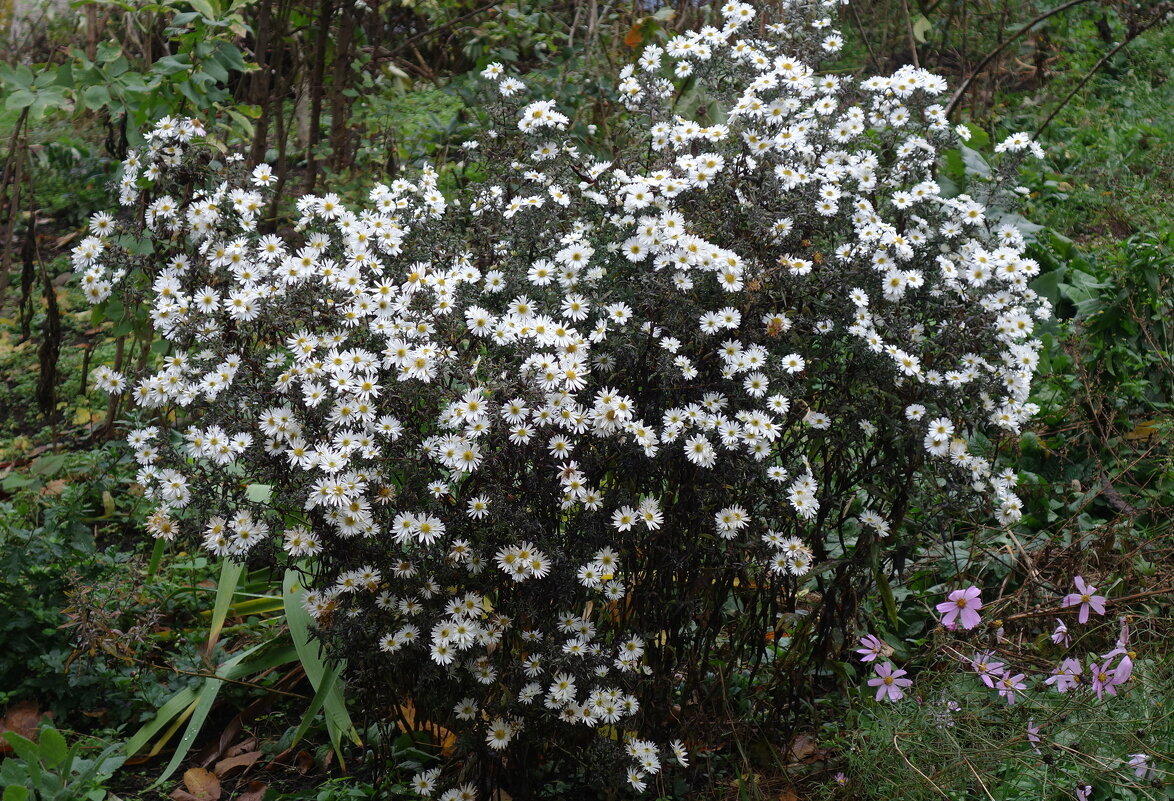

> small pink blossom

[
  {"left": 1026, "top": 720, "right": 1042, "bottom": 754},
  {"left": 936, "top": 585, "right": 983, "bottom": 630},
  {"left": 1051, "top": 618, "right": 1069, "bottom": 646},
  {"left": 1128, "top": 753, "right": 1151, "bottom": 780},
  {"left": 1062, "top": 576, "right": 1106, "bottom": 624},
  {"left": 996, "top": 670, "right": 1027, "bottom": 705},
  {"left": 1089, "top": 661, "right": 1119, "bottom": 700},
  {"left": 971, "top": 651, "right": 1005, "bottom": 689},
  {"left": 1101, "top": 619, "right": 1134, "bottom": 685},
  {"left": 1044, "top": 657, "right": 1082, "bottom": 693},
  {"left": 868, "top": 661, "right": 912, "bottom": 702},
  {"left": 1075, "top": 785, "right": 1092, "bottom": 801},
  {"left": 1112, "top": 652, "right": 1133, "bottom": 685},
  {"left": 856, "top": 633, "right": 885, "bottom": 662}
]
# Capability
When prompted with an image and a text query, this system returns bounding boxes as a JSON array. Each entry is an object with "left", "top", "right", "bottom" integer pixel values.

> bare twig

[
  {"left": 1036, "top": 10, "right": 1169, "bottom": 137},
  {"left": 944, "top": 0, "right": 1094, "bottom": 119},
  {"left": 900, "top": 0, "right": 920, "bottom": 68},
  {"left": 892, "top": 732, "right": 950, "bottom": 798},
  {"left": 382, "top": 1, "right": 502, "bottom": 60}
]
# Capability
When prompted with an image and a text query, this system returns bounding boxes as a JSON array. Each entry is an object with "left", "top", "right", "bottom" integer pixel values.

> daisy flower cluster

[{"left": 79, "top": 0, "right": 1053, "bottom": 793}]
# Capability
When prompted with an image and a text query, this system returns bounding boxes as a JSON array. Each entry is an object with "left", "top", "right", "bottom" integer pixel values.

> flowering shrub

[{"left": 76, "top": 0, "right": 1057, "bottom": 793}]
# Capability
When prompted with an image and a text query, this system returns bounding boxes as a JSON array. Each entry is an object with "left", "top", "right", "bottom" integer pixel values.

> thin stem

[
  {"left": 1036, "top": 11, "right": 1168, "bottom": 137},
  {"left": 944, "top": 0, "right": 1094, "bottom": 119}
]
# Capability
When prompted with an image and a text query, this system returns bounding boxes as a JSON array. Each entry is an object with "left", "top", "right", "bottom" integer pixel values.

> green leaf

[
  {"left": 203, "top": 59, "right": 229, "bottom": 84},
  {"left": 289, "top": 659, "right": 343, "bottom": 750},
  {"left": 6, "top": 89, "right": 35, "bottom": 110},
  {"left": 911, "top": 14, "right": 932, "bottom": 43},
  {"left": 0, "top": 63, "right": 34, "bottom": 88},
  {"left": 959, "top": 144, "right": 991, "bottom": 178},
  {"left": 152, "top": 55, "right": 192, "bottom": 76},
  {"left": 212, "top": 42, "right": 248, "bottom": 73},
  {"left": 961, "top": 123, "right": 990, "bottom": 149},
  {"left": 2, "top": 732, "right": 40, "bottom": 768},
  {"left": 53, "top": 63, "right": 74, "bottom": 89},
  {"left": 3, "top": 785, "right": 30, "bottom": 801},
  {"left": 125, "top": 687, "right": 198, "bottom": 757},
  {"left": 83, "top": 84, "right": 112, "bottom": 111},
  {"left": 188, "top": 0, "right": 219, "bottom": 19},
  {"left": 175, "top": 79, "right": 204, "bottom": 107},
  {"left": 1030, "top": 267, "right": 1066, "bottom": 305},
  {"left": 226, "top": 108, "right": 255, "bottom": 138},
  {"left": 152, "top": 640, "right": 269, "bottom": 785},
  {"left": 30, "top": 453, "right": 67, "bottom": 476},
  {"left": 246, "top": 483, "right": 272, "bottom": 503},
  {"left": 96, "top": 41, "right": 123, "bottom": 63},
  {"left": 38, "top": 727, "right": 68, "bottom": 768},
  {"left": 284, "top": 569, "right": 361, "bottom": 762},
  {"left": 206, "top": 558, "right": 245, "bottom": 653},
  {"left": 1, "top": 472, "right": 37, "bottom": 491}
]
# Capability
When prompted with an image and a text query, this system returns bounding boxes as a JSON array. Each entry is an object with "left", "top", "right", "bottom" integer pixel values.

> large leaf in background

[
  {"left": 283, "top": 569, "right": 362, "bottom": 765},
  {"left": 206, "top": 558, "right": 245, "bottom": 657}
]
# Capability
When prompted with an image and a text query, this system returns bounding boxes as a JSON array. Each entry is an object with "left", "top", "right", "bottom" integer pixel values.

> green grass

[{"left": 992, "top": 21, "right": 1174, "bottom": 248}]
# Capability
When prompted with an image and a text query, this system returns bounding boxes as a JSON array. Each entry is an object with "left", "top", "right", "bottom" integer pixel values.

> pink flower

[
  {"left": 1027, "top": 721, "right": 1042, "bottom": 754},
  {"left": 971, "top": 651, "right": 1005, "bottom": 689},
  {"left": 1089, "top": 661, "right": 1119, "bottom": 700},
  {"left": 1044, "top": 657, "right": 1082, "bottom": 693},
  {"left": 996, "top": 670, "right": 1027, "bottom": 705},
  {"left": 833, "top": 772, "right": 848, "bottom": 786},
  {"left": 856, "top": 633, "right": 885, "bottom": 662},
  {"left": 1128, "top": 753, "right": 1151, "bottom": 780},
  {"left": 1075, "top": 785, "right": 1092, "bottom": 801},
  {"left": 1051, "top": 619, "right": 1069, "bottom": 646},
  {"left": 1112, "top": 652, "right": 1133, "bottom": 685},
  {"left": 936, "top": 586, "right": 983, "bottom": 630},
  {"left": 1062, "top": 576, "right": 1106, "bottom": 624},
  {"left": 868, "top": 661, "right": 912, "bottom": 702},
  {"left": 1101, "top": 619, "right": 1134, "bottom": 685}
]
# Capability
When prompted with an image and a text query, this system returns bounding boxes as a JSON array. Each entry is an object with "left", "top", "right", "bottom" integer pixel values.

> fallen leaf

[
  {"left": 170, "top": 790, "right": 201, "bottom": 801},
  {"left": 623, "top": 21, "right": 644, "bottom": 47},
  {"left": 213, "top": 750, "right": 261, "bottom": 778},
  {"left": 0, "top": 701, "right": 45, "bottom": 752},
  {"left": 293, "top": 749, "right": 314, "bottom": 775},
  {"left": 40, "top": 479, "right": 69, "bottom": 496},
  {"left": 225, "top": 738, "right": 258, "bottom": 759},
  {"left": 183, "top": 767, "right": 221, "bottom": 801},
  {"left": 235, "top": 781, "right": 268, "bottom": 801},
  {"left": 72, "top": 407, "right": 98, "bottom": 426},
  {"left": 778, "top": 789, "right": 799, "bottom": 801},
  {"left": 786, "top": 734, "right": 818, "bottom": 762}
]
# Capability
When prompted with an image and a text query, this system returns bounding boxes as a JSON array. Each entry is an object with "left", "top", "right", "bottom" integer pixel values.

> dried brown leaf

[
  {"left": 225, "top": 737, "right": 258, "bottom": 759},
  {"left": 0, "top": 701, "right": 45, "bottom": 752},
  {"left": 213, "top": 751, "right": 261, "bottom": 778},
  {"left": 183, "top": 767, "right": 222, "bottom": 801},
  {"left": 235, "top": 781, "right": 268, "bottom": 801}
]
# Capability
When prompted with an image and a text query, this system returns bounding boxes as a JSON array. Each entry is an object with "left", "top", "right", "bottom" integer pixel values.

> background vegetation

[{"left": 1, "top": 0, "right": 1171, "bottom": 798}]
